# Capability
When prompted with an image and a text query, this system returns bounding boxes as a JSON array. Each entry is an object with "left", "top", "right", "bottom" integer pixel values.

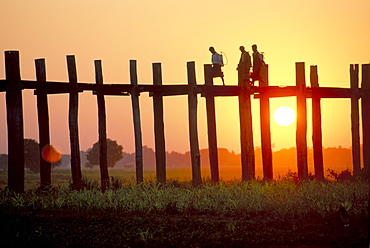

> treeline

[
  {"left": 76, "top": 146, "right": 361, "bottom": 172},
  {"left": 0, "top": 146, "right": 360, "bottom": 174},
  {"left": 116, "top": 146, "right": 360, "bottom": 173}
]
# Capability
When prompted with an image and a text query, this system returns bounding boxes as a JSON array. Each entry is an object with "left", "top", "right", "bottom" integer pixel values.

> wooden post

[
  {"left": 152, "top": 63, "right": 166, "bottom": 184},
  {"left": 310, "top": 65, "right": 324, "bottom": 180},
  {"left": 350, "top": 64, "right": 361, "bottom": 176},
  {"left": 35, "top": 58, "right": 52, "bottom": 188},
  {"left": 94, "top": 60, "right": 109, "bottom": 190},
  {"left": 187, "top": 61, "right": 202, "bottom": 186},
  {"left": 361, "top": 64, "right": 370, "bottom": 174},
  {"left": 259, "top": 64, "right": 273, "bottom": 180},
  {"left": 5, "top": 51, "right": 24, "bottom": 193},
  {"left": 238, "top": 62, "right": 255, "bottom": 181},
  {"left": 295, "top": 62, "right": 308, "bottom": 180},
  {"left": 130, "top": 60, "right": 144, "bottom": 184},
  {"left": 67, "top": 55, "right": 82, "bottom": 190},
  {"left": 204, "top": 64, "right": 219, "bottom": 182}
]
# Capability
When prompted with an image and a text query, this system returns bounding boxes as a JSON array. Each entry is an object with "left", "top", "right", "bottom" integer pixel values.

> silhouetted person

[
  {"left": 209, "top": 46, "right": 225, "bottom": 86},
  {"left": 237, "top": 46, "right": 251, "bottom": 85},
  {"left": 251, "top": 44, "right": 264, "bottom": 86}
]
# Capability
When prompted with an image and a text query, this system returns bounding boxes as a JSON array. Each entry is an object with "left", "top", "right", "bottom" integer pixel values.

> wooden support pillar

[
  {"left": 204, "top": 64, "right": 219, "bottom": 182},
  {"left": 67, "top": 55, "right": 82, "bottom": 190},
  {"left": 187, "top": 61, "right": 202, "bottom": 186},
  {"left": 35, "top": 58, "right": 52, "bottom": 188},
  {"left": 295, "top": 62, "right": 308, "bottom": 180},
  {"left": 361, "top": 64, "right": 370, "bottom": 175},
  {"left": 5, "top": 51, "right": 24, "bottom": 193},
  {"left": 259, "top": 64, "right": 273, "bottom": 180},
  {"left": 94, "top": 60, "right": 109, "bottom": 190},
  {"left": 310, "top": 65, "right": 324, "bottom": 180},
  {"left": 130, "top": 60, "right": 144, "bottom": 184},
  {"left": 152, "top": 63, "right": 166, "bottom": 184},
  {"left": 238, "top": 63, "right": 255, "bottom": 181},
  {"left": 350, "top": 64, "right": 361, "bottom": 176}
]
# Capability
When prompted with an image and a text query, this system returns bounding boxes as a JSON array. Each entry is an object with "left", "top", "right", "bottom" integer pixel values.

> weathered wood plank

[
  {"left": 0, "top": 80, "right": 7, "bottom": 91},
  {"left": 259, "top": 64, "right": 273, "bottom": 180},
  {"left": 350, "top": 64, "right": 361, "bottom": 176},
  {"left": 18, "top": 80, "right": 358, "bottom": 99},
  {"left": 152, "top": 63, "right": 166, "bottom": 184},
  {"left": 35, "top": 58, "right": 52, "bottom": 188},
  {"left": 255, "top": 86, "right": 353, "bottom": 99},
  {"left": 253, "top": 86, "right": 297, "bottom": 98},
  {"left": 295, "top": 62, "right": 308, "bottom": 180},
  {"left": 5, "top": 51, "right": 24, "bottom": 193},
  {"left": 204, "top": 64, "right": 219, "bottom": 182},
  {"left": 237, "top": 61, "right": 255, "bottom": 181},
  {"left": 310, "top": 65, "right": 324, "bottom": 180},
  {"left": 187, "top": 61, "right": 202, "bottom": 186},
  {"left": 130, "top": 60, "right": 144, "bottom": 184},
  {"left": 200, "top": 85, "right": 241, "bottom": 97},
  {"left": 94, "top": 60, "right": 109, "bottom": 191},
  {"left": 309, "top": 87, "right": 353, "bottom": 98},
  {"left": 67, "top": 55, "right": 82, "bottom": 190},
  {"left": 361, "top": 64, "right": 370, "bottom": 174}
]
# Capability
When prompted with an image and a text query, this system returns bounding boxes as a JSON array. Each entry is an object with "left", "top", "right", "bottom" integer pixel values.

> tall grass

[{"left": 1, "top": 178, "right": 368, "bottom": 219}]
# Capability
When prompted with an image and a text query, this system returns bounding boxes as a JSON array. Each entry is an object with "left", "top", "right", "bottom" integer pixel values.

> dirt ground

[{"left": 0, "top": 209, "right": 368, "bottom": 247}]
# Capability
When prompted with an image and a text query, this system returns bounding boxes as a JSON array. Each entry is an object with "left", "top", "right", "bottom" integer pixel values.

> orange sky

[{"left": 0, "top": 0, "right": 369, "bottom": 155}]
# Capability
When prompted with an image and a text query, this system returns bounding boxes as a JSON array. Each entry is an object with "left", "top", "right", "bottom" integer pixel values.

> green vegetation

[
  {"left": 1, "top": 176, "right": 368, "bottom": 218},
  {"left": 0, "top": 167, "right": 197, "bottom": 191},
  {"left": 0, "top": 168, "right": 368, "bottom": 247}
]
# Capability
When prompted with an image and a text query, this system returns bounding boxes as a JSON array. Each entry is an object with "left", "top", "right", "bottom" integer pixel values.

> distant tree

[
  {"left": 24, "top": 139, "right": 41, "bottom": 172},
  {"left": 84, "top": 149, "right": 94, "bottom": 168},
  {"left": 24, "top": 139, "right": 61, "bottom": 173},
  {"left": 86, "top": 139, "right": 123, "bottom": 168},
  {"left": 0, "top": 154, "right": 8, "bottom": 169}
]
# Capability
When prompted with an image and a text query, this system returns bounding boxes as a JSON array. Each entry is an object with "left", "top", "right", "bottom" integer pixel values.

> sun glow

[
  {"left": 41, "top": 145, "right": 62, "bottom": 163},
  {"left": 273, "top": 106, "right": 296, "bottom": 126}
]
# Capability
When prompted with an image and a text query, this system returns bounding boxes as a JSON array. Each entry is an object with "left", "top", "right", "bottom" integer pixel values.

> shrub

[{"left": 327, "top": 168, "right": 353, "bottom": 181}]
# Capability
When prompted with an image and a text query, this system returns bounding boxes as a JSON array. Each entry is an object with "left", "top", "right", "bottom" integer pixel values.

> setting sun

[{"left": 273, "top": 106, "right": 296, "bottom": 126}]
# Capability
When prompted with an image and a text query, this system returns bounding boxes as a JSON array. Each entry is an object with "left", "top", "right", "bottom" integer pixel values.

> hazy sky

[{"left": 0, "top": 0, "right": 369, "bottom": 155}]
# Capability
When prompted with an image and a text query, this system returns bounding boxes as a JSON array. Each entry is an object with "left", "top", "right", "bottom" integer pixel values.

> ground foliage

[{"left": 0, "top": 178, "right": 368, "bottom": 247}]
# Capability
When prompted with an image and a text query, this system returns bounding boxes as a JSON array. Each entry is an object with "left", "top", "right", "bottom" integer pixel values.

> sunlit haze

[{"left": 0, "top": 0, "right": 369, "bottom": 155}]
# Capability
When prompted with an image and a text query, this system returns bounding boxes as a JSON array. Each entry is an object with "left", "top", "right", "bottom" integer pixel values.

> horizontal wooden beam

[
  {"left": 254, "top": 86, "right": 297, "bottom": 98},
  {"left": 81, "top": 83, "right": 132, "bottom": 93},
  {"left": 200, "top": 85, "right": 244, "bottom": 97},
  {"left": 311, "top": 87, "right": 353, "bottom": 98},
  {"left": 1, "top": 79, "right": 368, "bottom": 99},
  {"left": 146, "top": 85, "right": 189, "bottom": 96},
  {"left": 254, "top": 86, "right": 363, "bottom": 99},
  {"left": 0, "top": 80, "right": 7, "bottom": 91}
]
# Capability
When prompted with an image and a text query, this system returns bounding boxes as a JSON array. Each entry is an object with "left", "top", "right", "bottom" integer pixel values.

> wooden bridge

[{"left": 1, "top": 50, "right": 369, "bottom": 192}]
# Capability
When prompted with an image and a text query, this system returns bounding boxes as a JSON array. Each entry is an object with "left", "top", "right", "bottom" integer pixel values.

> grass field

[
  {"left": 0, "top": 167, "right": 368, "bottom": 247},
  {"left": 0, "top": 165, "right": 307, "bottom": 191},
  {"left": 0, "top": 167, "right": 193, "bottom": 190},
  {"left": 0, "top": 166, "right": 249, "bottom": 191}
]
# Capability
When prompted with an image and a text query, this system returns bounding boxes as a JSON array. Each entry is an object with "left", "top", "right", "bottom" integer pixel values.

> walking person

[
  {"left": 237, "top": 46, "right": 251, "bottom": 85},
  {"left": 209, "top": 46, "right": 225, "bottom": 86},
  {"left": 251, "top": 44, "right": 264, "bottom": 86}
]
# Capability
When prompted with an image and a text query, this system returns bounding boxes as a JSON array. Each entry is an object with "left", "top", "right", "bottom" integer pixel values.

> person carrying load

[{"left": 209, "top": 46, "right": 225, "bottom": 86}]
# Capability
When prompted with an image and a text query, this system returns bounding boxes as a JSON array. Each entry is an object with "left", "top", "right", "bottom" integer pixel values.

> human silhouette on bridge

[
  {"left": 209, "top": 46, "right": 225, "bottom": 86},
  {"left": 237, "top": 46, "right": 251, "bottom": 85},
  {"left": 251, "top": 44, "right": 265, "bottom": 86}
]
